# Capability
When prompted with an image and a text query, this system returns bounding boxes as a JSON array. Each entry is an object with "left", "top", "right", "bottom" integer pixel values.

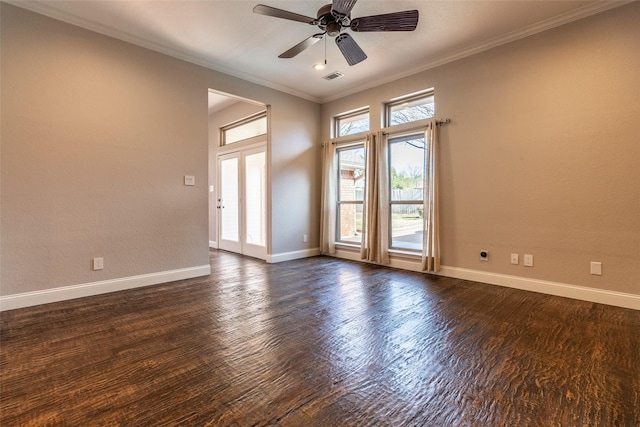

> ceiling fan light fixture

[
  {"left": 313, "top": 35, "right": 328, "bottom": 71},
  {"left": 253, "top": 1, "right": 419, "bottom": 66},
  {"left": 326, "top": 22, "right": 342, "bottom": 37}
]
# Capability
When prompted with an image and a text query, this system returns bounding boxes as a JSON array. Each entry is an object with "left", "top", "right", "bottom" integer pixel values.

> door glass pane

[
  {"left": 220, "top": 157, "right": 239, "bottom": 241},
  {"left": 245, "top": 151, "right": 266, "bottom": 246}
]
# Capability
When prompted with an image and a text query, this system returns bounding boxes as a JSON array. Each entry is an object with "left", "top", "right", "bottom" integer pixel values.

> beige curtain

[
  {"left": 360, "top": 133, "right": 374, "bottom": 261},
  {"left": 421, "top": 120, "right": 440, "bottom": 272},
  {"left": 361, "top": 131, "right": 390, "bottom": 265},
  {"left": 319, "top": 141, "right": 337, "bottom": 255}
]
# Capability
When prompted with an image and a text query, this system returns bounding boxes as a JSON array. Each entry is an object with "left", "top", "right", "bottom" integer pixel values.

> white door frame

[{"left": 216, "top": 142, "right": 267, "bottom": 260}]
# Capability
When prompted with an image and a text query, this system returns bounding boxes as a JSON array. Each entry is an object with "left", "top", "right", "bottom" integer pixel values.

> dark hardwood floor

[{"left": 1, "top": 251, "right": 639, "bottom": 426}]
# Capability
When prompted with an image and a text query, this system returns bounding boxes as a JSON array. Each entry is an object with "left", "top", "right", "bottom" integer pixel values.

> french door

[{"left": 217, "top": 146, "right": 266, "bottom": 259}]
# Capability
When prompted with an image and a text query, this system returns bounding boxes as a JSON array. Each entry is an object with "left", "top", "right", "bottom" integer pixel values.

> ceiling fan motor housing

[{"left": 317, "top": 4, "right": 348, "bottom": 37}]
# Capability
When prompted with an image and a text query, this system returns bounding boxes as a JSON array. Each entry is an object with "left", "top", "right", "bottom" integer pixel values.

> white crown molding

[
  {"left": 320, "top": 0, "right": 633, "bottom": 103},
  {"left": 0, "top": 265, "right": 211, "bottom": 311},
  {"left": 4, "top": 0, "right": 322, "bottom": 103}
]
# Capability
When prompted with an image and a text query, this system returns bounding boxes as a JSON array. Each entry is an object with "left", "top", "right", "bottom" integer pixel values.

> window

[
  {"left": 221, "top": 111, "right": 267, "bottom": 145},
  {"left": 337, "top": 144, "right": 365, "bottom": 245},
  {"left": 385, "top": 91, "right": 434, "bottom": 127},
  {"left": 322, "top": 88, "right": 441, "bottom": 268},
  {"left": 334, "top": 108, "right": 369, "bottom": 137},
  {"left": 389, "top": 133, "right": 426, "bottom": 251}
]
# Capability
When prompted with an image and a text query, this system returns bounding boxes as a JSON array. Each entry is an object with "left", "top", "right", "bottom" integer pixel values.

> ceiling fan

[{"left": 253, "top": 1, "right": 419, "bottom": 66}]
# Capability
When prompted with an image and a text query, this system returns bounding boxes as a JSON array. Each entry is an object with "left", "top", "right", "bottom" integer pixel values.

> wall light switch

[
  {"left": 184, "top": 175, "right": 195, "bottom": 186},
  {"left": 590, "top": 262, "right": 602, "bottom": 275},
  {"left": 93, "top": 257, "right": 104, "bottom": 271}
]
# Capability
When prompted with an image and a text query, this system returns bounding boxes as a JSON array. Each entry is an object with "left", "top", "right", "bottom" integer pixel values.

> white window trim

[
  {"left": 381, "top": 118, "right": 433, "bottom": 137},
  {"left": 387, "top": 131, "right": 427, "bottom": 253},
  {"left": 384, "top": 89, "right": 435, "bottom": 128}
]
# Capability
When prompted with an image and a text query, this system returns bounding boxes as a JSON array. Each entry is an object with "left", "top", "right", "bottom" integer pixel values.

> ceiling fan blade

[
  {"left": 279, "top": 34, "right": 325, "bottom": 59},
  {"left": 253, "top": 4, "right": 315, "bottom": 24},
  {"left": 335, "top": 33, "right": 367, "bottom": 66},
  {"left": 331, "top": 0, "right": 358, "bottom": 17},
  {"left": 350, "top": 10, "right": 419, "bottom": 32}
]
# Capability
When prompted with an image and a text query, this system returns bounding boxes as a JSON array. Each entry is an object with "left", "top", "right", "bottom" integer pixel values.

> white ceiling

[{"left": 10, "top": 0, "right": 627, "bottom": 103}]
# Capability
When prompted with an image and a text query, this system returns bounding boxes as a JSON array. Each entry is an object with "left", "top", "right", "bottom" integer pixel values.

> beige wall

[
  {"left": 2, "top": 1, "right": 637, "bottom": 303},
  {"left": 321, "top": 3, "right": 639, "bottom": 295},
  {"left": 0, "top": 3, "right": 320, "bottom": 296},
  {"left": 269, "top": 91, "right": 321, "bottom": 255}
]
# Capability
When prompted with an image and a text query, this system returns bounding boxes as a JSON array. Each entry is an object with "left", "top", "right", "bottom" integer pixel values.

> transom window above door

[{"left": 221, "top": 111, "right": 267, "bottom": 145}]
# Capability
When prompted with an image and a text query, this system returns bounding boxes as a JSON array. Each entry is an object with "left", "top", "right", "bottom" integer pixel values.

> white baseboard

[
  {"left": 332, "top": 250, "right": 640, "bottom": 310},
  {"left": 209, "top": 241, "right": 218, "bottom": 249},
  {"left": 267, "top": 248, "right": 320, "bottom": 264},
  {"left": 437, "top": 266, "right": 640, "bottom": 310},
  {"left": 0, "top": 265, "right": 212, "bottom": 312},
  {"left": 3, "top": 254, "right": 637, "bottom": 311}
]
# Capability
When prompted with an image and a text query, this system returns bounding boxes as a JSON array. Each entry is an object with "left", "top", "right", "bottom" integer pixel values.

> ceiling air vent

[{"left": 322, "top": 71, "right": 344, "bottom": 81}]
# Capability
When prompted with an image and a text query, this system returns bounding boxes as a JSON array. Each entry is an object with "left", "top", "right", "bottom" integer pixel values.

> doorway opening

[{"left": 208, "top": 89, "right": 269, "bottom": 260}]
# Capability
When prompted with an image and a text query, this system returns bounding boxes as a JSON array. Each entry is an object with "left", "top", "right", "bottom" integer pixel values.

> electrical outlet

[
  {"left": 511, "top": 254, "right": 519, "bottom": 265},
  {"left": 303, "top": 234, "right": 308, "bottom": 243},
  {"left": 93, "top": 257, "right": 104, "bottom": 271},
  {"left": 480, "top": 250, "right": 489, "bottom": 261},
  {"left": 184, "top": 175, "right": 195, "bottom": 186},
  {"left": 590, "top": 261, "right": 602, "bottom": 275},
  {"left": 524, "top": 254, "right": 534, "bottom": 267}
]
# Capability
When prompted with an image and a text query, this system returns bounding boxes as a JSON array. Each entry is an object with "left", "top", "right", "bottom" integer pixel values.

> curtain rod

[{"left": 436, "top": 118, "right": 451, "bottom": 126}]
